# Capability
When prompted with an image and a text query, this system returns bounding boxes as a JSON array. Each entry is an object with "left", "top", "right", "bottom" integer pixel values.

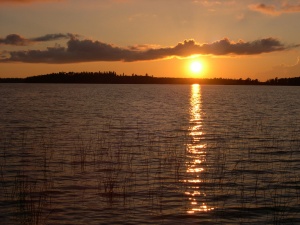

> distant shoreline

[{"left": 1, "top": 71, "right": 300, "bottom": 85}]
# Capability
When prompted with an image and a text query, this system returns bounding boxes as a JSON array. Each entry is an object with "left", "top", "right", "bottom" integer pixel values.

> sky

[{"left": 1, "top": 0, "right": 300, "bottom": 81}]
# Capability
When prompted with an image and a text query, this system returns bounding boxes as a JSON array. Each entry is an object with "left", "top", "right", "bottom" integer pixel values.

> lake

[{"left": 0, "top": 84, "right": 300, "bottom": 224}]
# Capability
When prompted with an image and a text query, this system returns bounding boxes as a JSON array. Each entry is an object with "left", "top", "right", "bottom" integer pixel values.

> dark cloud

[
  {"left": 249, "top": 3, "right": 300, "bottom": 15},
  {"left": 0, "top": 34, "right": 30, "bottom": 46},
  {"left": 31, "top": 33, "right": 75, "bottom": 42},
  {"left": 201, "top": 37, "right": 287, "bottom": 55},
  {"left": 0, "top": 33, "right": 73, "bottom": 46},
  {"left": 1, "top": 37, "right": 298, "bottom": 63}
]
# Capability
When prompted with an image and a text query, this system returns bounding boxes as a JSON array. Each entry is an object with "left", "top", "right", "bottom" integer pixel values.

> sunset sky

[{"left": 1, "top": 0, "right": 300, "bottom": 81}]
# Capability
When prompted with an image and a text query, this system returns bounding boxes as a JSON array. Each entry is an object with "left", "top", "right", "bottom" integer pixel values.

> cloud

[
  {"left": 249, "top": 2, "right": 300, "bottom": 16},
  {"left": 249, "top": 3, "right": 279, "bottom": 15},
  {"left": 193, "top": 0, "right": 222, "bottom": 7},
  {"left": 0, "top": 34, "right": 31, "bottom": 46},
  {"left": 31, "top": 33, "right": 76, "bottom": 42},
  {"left": 187, "top": 38, "right": 289, "bottom": 55},
  {"left": 1, "top": 36, "right": 298, "bottom": 63},
  {"left": 192, "top": 0, "right": 235, "bottom": 7},
  {"left": 282, "top": 3, "right": 300, "bottom": 13},
  {"left": 0, "top": 33, "right": 74, "bottom": 46}
]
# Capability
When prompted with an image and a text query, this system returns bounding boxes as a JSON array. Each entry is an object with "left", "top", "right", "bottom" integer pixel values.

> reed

[
  {"left": 1, "top": 117, "right": 299, "bottom": 224},
  {"left": 10, "top": 172, "right": 51, "bottom": 225}
]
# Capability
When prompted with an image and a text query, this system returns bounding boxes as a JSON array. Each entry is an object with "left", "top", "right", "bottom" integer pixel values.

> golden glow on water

[{"left": 184, "top": 84, "right": 214, "bottom": 213}]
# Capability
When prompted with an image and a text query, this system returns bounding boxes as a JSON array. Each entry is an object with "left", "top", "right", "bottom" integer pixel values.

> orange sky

[{"left": 1, "top": 0, "right": 300, "bottom": 81}]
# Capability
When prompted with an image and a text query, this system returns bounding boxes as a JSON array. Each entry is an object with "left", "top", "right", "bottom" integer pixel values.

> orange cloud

[{"left": 249, "top": 2, "right": 300, "bottom": 16}]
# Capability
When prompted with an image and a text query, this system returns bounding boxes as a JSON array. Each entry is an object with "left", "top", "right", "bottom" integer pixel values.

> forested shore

[{"left": 1, "top": 71, "right": 300, "bottom": 85}]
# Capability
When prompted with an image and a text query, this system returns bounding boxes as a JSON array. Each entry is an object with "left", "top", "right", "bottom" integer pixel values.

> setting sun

[{"left": 190, "top": 61, "right": 203, "bottom": 74}]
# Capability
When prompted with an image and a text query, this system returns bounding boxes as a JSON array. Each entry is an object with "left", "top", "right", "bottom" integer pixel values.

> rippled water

[{"left": 0, "top": 84, "right": 300, "bottom": 224}]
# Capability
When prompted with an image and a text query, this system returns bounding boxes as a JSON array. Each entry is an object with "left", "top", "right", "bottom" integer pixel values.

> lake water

[{"left": 0, "top": 84, "right": 300, "bottom": 224}]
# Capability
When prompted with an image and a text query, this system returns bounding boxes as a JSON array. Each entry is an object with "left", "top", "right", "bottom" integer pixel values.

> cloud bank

[
  {"left": 1, "top": 34, "right": 298, "bottom": 63},
  {"left": 249, "top": 2, "right": 300, "bottom": 16},
  {"left": 0, "top": 33, "right": 74, "bottom": 46}
]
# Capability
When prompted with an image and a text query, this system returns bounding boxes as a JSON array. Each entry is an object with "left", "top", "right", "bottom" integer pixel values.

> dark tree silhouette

[{"left": 1, "top": 71, "right": 300, "bottom": 85}]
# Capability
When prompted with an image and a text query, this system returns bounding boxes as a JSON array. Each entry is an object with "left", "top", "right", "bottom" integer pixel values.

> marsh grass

[{"left": 0, "top": 118, "right": 300, "bottom": 224}]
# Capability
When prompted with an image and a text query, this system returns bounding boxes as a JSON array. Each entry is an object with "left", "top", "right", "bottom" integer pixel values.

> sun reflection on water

[{"left": 184, "top": 84, "right": 214, "bottom": 213}]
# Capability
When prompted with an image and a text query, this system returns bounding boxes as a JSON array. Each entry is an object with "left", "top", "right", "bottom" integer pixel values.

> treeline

[
  {"left": 266, "top": 77, "right": 300, "bottom": 86},
  {"left": 0, "top": 71, "right": 300, "bottom": 85}
]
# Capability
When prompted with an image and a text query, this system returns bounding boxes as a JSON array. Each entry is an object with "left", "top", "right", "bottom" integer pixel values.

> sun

[{"left": 190, "top": 61, "right": 203, "bottom": 74}]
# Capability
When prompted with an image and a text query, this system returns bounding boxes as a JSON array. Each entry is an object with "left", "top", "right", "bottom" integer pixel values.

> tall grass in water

[
  {"left": 0, "top": 131, "right": 53, "bottom": 225},
  {"left": 11, "top": 173, "right": 52, "bottom": 225},
  {"left": 0, "top": 118, "right": 299, "bottom": 224}
]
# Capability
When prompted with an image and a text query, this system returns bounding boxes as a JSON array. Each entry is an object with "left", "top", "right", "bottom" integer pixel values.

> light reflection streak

[{"left": 184, "top": 84, "right": 214, "bottom": 213}]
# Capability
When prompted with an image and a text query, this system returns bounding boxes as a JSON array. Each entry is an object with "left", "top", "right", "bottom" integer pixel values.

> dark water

[{"left": 0, "top": 84, "right": 299, "bottom": 224}]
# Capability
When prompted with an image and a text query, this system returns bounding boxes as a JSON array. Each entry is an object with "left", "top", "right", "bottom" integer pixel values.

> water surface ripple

[{"left": 0, "top": 84, "right": 299, "bottom": 224}]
